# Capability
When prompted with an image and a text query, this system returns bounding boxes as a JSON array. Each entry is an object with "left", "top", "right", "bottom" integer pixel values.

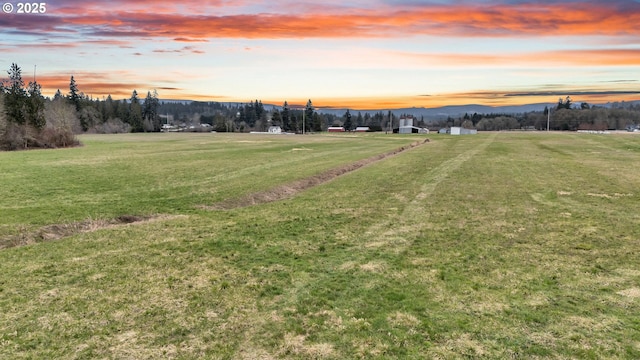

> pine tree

[
  {"left": 281, "top": 101, "right": 290, "bottom": 131},
  {"left": 305, "top": 99, "right": 314, "bottom": 133},
  {"left": 356, "top": 112, "right": 363, "bottom": 126},
  {"left": 271, "top": 109, "right": 282, "bottom": 127},
  {"left": 311, "top": 112, "right": 323, "bottom": 132},
  {"left": 129, "top": 90, "right": 143, "bottom": 132},
  {"left": 68, "top": 76, "right": 81, "bottom": 112},
  {"left": 143, "top": 90, "right": 160, "bottom": 131},
  {"left": 343, "top": 109, "right": 353, "bottom": 131},
  {"left": 26, "top": 81, "right": 45, "bottom": 129},
  {"left": 4, "top": 63, "right": 27, "bottom": 125}
]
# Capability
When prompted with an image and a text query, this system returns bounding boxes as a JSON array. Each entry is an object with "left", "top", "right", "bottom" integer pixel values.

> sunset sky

[{"left": 1, "top": 0, "right": 639, "bottom": 109}]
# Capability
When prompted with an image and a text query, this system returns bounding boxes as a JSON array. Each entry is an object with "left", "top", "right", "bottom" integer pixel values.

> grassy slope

[{"left": 0, "top": 132, "right": 639, "bottom": 359}]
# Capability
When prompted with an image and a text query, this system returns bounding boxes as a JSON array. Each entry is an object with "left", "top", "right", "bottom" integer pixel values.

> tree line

[
  {"left": 436, "top": 99, "right": 640, "bottom": 132},
  {"left": 148, "top": 98, "right": 640, "bottom": 134},
  {"left": 0, "top": 63, "right": 162, "bottom": 149},
  {"left": 172, "top": 101, "right": 406, "bottom": 133}
]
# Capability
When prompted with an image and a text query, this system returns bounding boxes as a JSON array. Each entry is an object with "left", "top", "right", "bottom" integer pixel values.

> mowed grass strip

[{"left": 0, "top": 132, "right": 639, "bottom": 358}]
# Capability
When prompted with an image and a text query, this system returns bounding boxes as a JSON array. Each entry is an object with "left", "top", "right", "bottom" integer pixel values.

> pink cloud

[{"left": 4, "top": 2, "right": 639, "bottom": 40}]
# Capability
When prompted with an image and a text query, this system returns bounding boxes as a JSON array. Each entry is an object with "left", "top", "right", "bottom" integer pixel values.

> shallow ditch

[{"left": 0, "top": 214, "right": 167, "bottom": 250}]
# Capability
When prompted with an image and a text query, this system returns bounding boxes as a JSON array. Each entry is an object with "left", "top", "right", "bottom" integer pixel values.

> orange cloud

[
  {"left": 6, "top": 2, "right": 640, "bottom": 40},
  {"left": 33, "top": 72, "right": 149, "bottom": 99},
  {"left": 393, "top": 48, "right": 640, "bottom": 67}
]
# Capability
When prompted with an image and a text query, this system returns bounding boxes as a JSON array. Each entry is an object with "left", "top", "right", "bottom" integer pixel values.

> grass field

[{"left": 1, "top": 132, "right": 639, "bottom": 359}]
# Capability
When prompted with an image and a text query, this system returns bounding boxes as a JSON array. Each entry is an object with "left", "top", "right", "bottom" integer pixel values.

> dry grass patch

[
  {"left": 310, "top": 310, "right": 346, "bottom": 332},
  {"left": 359, "top": 261, "right": 387, "bottom": 273},
  {"left": 432, "top": 333, "right": 488, "bottom": 358},
  {"left": 280, "top": 333, "right": 335, "bottom": 358},
  {"left": 617, "top": 288, "right": 640, "bottom": 298},
  {"left": 587, "top": 192, "right": 633, "bottom": 198},
  {"left": 387, "top": 312, "right": 421, "bottom": 328}
]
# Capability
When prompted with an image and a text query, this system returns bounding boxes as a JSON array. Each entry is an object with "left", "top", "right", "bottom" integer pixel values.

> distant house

[
  {"left": 328, "top": 126, "right": 345, "bottom": 132},
  {"left": 268, "top": 126, "right": 282, "bottom": 134},
  {"left": 355, "top": 126, "right": 370, "bottom": 132},
  {"left": 450, "top": 127, "right": 477, "bottom": 135}
]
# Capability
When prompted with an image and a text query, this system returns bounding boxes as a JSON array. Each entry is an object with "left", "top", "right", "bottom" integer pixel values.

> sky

[{"left": 1, "top": 0, "right": 639, "bottom": 109}]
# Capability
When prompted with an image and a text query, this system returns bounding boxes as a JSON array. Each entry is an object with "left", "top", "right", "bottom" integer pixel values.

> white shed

[
  {"left": 451, "top": 127, "right": 477, "bottom": 135},
  {"left": 268, "top": 126, "right": 282, "bottom": 134}
]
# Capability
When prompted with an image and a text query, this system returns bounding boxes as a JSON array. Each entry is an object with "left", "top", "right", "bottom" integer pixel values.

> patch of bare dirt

[
  {"left": 1, "top": 214, "right": 179, "bottom": 250},
  {"left": 203, "top": 139, "right": 430, "bottom": 210}
]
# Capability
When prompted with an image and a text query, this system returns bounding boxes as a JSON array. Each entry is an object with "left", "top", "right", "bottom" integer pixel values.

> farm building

[
  {"left": 398, "top": 116, "right": 429, "bottom": 134},
  {"left": 328, "top": 126, "right": 346, "bottom": 132},
  {"left": 450, "top": 127, "right": 477, "bottom": 135},
  {"left": 355, "top": 126, "right": 370, "bottom": 132}
]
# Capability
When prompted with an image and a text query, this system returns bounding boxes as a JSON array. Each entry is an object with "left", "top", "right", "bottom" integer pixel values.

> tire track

[{"left": 363, "top": 133, "right": 497, "bottom": 248}]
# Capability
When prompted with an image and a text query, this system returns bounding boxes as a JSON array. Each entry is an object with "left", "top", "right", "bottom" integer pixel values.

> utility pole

[{"left": 547, "top": 107, "right": 551, "bottom": 131}]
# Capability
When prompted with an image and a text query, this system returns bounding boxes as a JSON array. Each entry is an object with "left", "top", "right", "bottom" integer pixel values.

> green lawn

[{"left": 1, "top": 132, "right": 639, "bottom": 359}]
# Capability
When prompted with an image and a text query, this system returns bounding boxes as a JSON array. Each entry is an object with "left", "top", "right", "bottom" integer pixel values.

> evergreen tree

[
  {"left": 255, "top": 100, "right": 264, "bottom": 121},
  {"left": 68, "top": 76, "right": 81, "bottom": 112},
  {"left": 281, "top": 101, "right": 290, "bottom": 131},
  {"left": 564, "top": 96, "right": 572, "bottom": 109},
  {"left": 4, "top": 63, "right": 27, "bottom": 125},
  {"left": 311, "top": 112, "right": 323, "bottom": 132},
  {"left": 356, "top": 112, "right": 363, "bottom": 126},
  {"left": 103, "top": 95, "right": 115, "bottom": 122},
  {"left": 115, "top": 99, "right": 129, "bottom": 122},
  {"left": 143, "top": 90, "right": 160, "bottom": 131},
  {"left": 305, "top": 99, "right": 314, "bottom": 133},
  {"left": 557, "top": 96, "right": 572, "bottom": 110},
  {"left": 129, "top": 90, "right": 143, "bottom": 132},
  {"left": 343, "top": 109, "right": 353, "bottom": 130},
  {"left": 26, "top": 80, "right": 45, "bottom": 129},
  {"left": 271, "top": 109, "right": 282, "bottom": 127}
]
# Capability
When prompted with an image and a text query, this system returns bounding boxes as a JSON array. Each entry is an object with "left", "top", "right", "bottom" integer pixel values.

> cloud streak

[
  {"left": 393, "top": 49, "right": 640, "bottom": 67},
  {"left": 3, "top": 1, "right": 640, "bottom": 40}
]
